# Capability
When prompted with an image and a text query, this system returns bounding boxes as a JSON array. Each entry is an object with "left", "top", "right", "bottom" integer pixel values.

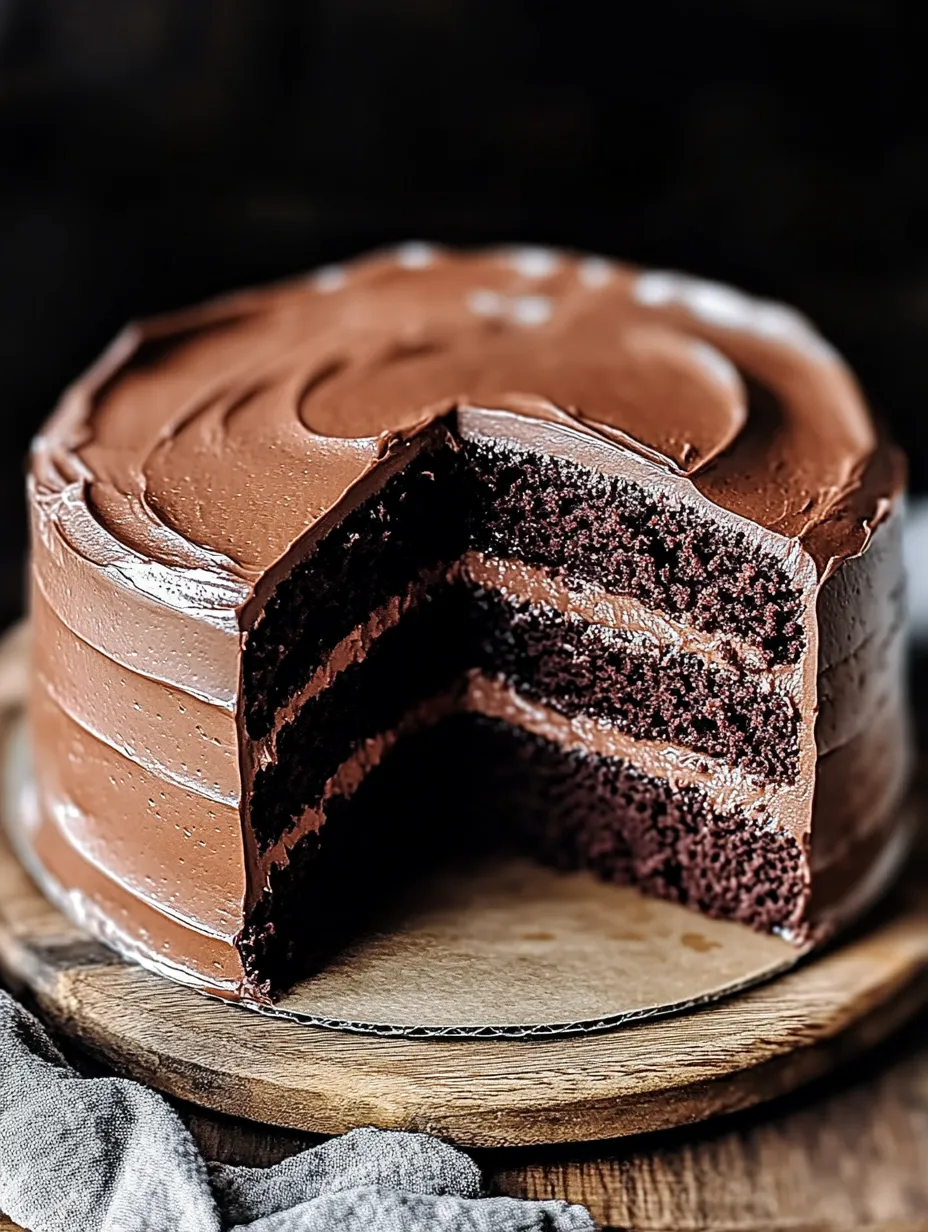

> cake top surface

[{"left": 31, "top": 244, "right": 903, "bottom": 610}]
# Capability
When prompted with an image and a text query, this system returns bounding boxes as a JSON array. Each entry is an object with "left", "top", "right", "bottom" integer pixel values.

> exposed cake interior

[{"left": 238, "top": 416, "right": 815, "bottom": 997}]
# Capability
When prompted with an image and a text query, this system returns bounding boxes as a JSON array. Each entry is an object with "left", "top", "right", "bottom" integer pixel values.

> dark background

[{"left": 0, "top": 0, "right": 925, "bottom": 622}]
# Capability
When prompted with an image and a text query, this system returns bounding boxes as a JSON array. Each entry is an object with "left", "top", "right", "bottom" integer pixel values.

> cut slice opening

[{"left": 238, "top": 421, "right": 812, "bottom": 998}]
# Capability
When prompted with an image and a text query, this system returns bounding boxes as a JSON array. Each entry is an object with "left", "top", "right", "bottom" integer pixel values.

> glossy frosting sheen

[
  {"left": 25, "top": 244, "right": 910, "bottom": 1001},
  {"left": 33, "top": 245, "right": 900, "bottom": 606}
]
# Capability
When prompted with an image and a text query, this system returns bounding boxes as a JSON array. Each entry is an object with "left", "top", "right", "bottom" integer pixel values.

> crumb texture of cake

[
  {"left": 466, "top": 441, "right": 806, "bottom": 665},
  {"left": 27, "top": 245, "right": 910, "bottom": 1002}
]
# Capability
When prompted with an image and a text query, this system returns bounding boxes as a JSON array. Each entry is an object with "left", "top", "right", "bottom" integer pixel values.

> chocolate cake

[{"left": 27, "top": 244, "right": 911, "bottom": 1003}]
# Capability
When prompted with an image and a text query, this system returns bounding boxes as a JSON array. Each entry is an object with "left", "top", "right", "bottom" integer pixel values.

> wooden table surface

[{"left": 5, "top": 1010, "right": 925, "bottom": 1232}]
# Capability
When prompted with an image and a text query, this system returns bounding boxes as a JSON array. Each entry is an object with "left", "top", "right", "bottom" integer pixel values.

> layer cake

[{"left": 27, "top": 245, "right": 910, "bottom": 1002}]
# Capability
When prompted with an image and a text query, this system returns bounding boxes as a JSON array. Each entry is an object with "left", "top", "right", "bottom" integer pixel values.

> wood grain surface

[
  {"left": 486, "top": 1010, "right": 928, "bottom": 1231},
  {"left": 171, "top": 1008, "right": 928, "bottom": 1229}
]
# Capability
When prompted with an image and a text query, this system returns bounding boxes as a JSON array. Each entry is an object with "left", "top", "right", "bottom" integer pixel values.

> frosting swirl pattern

[{"left": 32, "top": 244, "right": 902, "bottom": 612}]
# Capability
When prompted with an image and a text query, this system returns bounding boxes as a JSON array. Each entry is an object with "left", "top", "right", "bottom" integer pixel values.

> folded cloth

[{"left": 0, "top": 992, "right": 597, "bottom": 1231}]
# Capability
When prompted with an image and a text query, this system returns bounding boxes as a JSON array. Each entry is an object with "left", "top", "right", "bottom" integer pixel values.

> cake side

[{"left": 810, "top": 507, "right": 912, "bottom": 925}]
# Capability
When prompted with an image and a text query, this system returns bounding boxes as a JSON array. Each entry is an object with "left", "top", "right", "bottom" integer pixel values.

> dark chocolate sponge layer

[
  {"left": 465, "top": 440, "right": 805, "bottom": 667},
  {"left": 472, "top": 587, "right": 800, "bottom": 782}
]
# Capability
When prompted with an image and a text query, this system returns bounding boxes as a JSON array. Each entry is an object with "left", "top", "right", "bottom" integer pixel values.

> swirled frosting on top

[{"left": 30, "top": 243, "right": 903, "bottom": 631}]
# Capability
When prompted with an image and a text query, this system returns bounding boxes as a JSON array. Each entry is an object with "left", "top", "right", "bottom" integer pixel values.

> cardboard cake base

[{"left": 275, "top": 858, "right": 801, "bottom": 1035}]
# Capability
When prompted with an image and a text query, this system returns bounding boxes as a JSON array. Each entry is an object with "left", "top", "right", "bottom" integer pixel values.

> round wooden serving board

[
  {"left": 1, "top": 822, "right": 927, "bottom": 1149},
  {"left": 1, "top": 621, "right": 927, "bottom": 1147}
]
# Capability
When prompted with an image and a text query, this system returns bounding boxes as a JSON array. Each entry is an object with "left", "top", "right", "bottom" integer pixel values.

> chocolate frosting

[
  {"left": 32, "top": 244, "right": 902, "bottom": 599},
  {"left": 25, "top": 244, "right": 911, "bottom": 1000}
]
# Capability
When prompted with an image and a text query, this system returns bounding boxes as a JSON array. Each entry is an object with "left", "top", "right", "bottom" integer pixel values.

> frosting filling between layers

[
  {"left": 460, "top": 552, "right": 795, "bottom": 680},
  {"left": 251, "top": 550, "right": 809, "bottom": 776},
  {"left": 248, "top": 568, "right": 448, "bottom": 773},
  {"left": 253, "top": 665, "right": 800, "bottom": 889},
  {"left": 469, "top": 586, "right": 801, "bottom": 781}
]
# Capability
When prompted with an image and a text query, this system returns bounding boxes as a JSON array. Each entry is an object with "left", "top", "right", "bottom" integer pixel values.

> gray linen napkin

[{"left": 0, "top": 992, "right": 596, "bottom": 1231}]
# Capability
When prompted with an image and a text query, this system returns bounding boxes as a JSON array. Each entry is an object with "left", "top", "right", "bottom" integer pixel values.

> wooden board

[
  {"left": 486, "top": 1010, "right": 928, "bottom": 1231},
  {"left": 1, "top": 801, "right": 927, "bottom": 1149}
]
